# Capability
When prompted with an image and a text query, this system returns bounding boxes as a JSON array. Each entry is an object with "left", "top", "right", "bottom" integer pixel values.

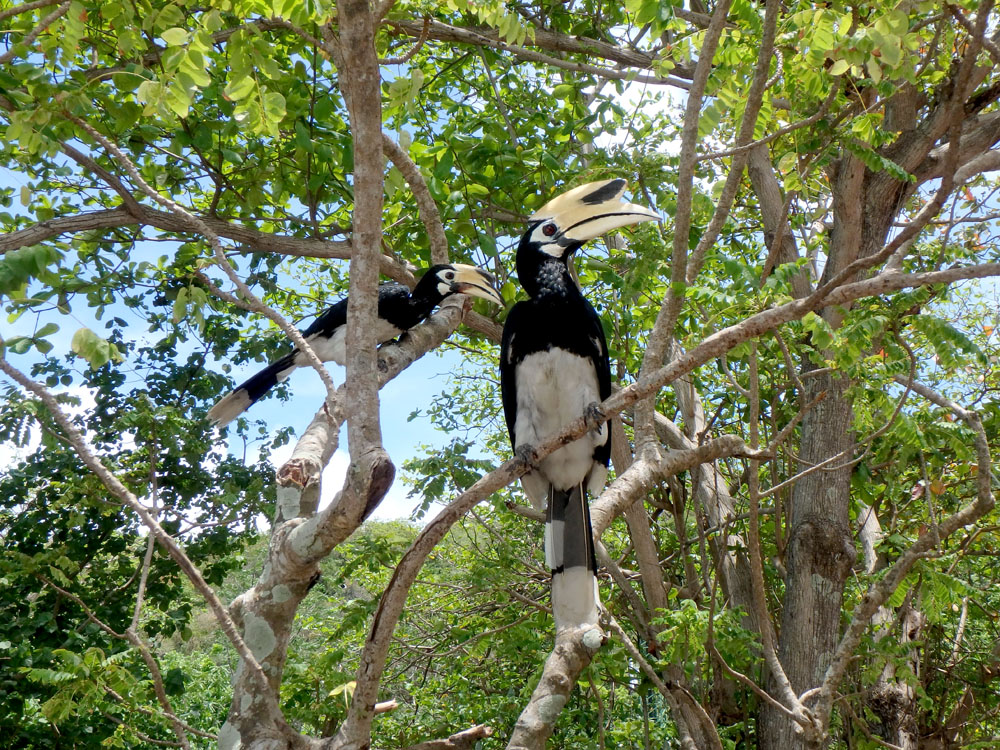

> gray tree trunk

[{"left": 759, "top": 371, "right": 856, "bottom": 750}]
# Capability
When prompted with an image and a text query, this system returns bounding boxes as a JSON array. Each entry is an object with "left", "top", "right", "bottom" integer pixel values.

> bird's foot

[
  {"left": 584, "top": 402, "right": 606, "bottom": 432},
  {"left": 515, "top": 443, "right": 537, "bottom": 468}
]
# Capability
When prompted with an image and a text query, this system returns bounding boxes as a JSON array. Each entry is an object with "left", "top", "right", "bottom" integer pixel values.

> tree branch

[
  {"left": 0, "top": 0, "right": 68, "bottom": 65},
  {"left": 813, "top": 376, "right": 995, "bottom": 729},
  {"left": 382, "top": 132, "right": 450, "bottom": 265},
  {"left": 0, "top": 358, "right": 285, "bottom": 732},
  {"left": 506, "top": 625, "right": 605, "bottom": 749},
  {"left": 337, "top": 0, "right": 387, "bottom": 457},
  {"left": 634, "top": 0, "right": 733, "bottom": 452},
  {"left": 0, "top": 0, "right": 60, "bottom": 22},
  {"left": 386, "top": 18, "right": 691, "bottom": 88},
  {"left": 0, "top": 204, "right": 414, "bottom": 282}
]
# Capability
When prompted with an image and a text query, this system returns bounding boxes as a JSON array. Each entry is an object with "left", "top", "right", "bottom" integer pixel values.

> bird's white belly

[
  {"left": 294, "top": 318, "right": 403, "bottom": 373},
  {"left": 514, "top": 349, "right": 605, "bottom": 492}
]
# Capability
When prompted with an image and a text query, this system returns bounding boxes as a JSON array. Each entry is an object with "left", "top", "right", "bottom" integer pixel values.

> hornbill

[
  {"left": 500, "top": 179, "right": 658, "bottom": 630},
  {"left": 209, "top": 264, "right": 503, "bottom": 427}
]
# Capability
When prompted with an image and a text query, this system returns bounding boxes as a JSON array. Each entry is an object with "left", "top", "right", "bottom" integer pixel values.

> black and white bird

[
  {"left": 209, "top": 264, "right": 503, "bottom": 427},
  {"left": 500, "top": 179, "right": 658, "bottom": 630}
]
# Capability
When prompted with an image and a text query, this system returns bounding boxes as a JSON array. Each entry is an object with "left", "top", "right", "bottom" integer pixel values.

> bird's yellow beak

[
  {"left": 530, "top": 179, "right": 660, "bottom": 243},
  {"left": 449, "top": 264, "right": 504, "bottom": 307}
]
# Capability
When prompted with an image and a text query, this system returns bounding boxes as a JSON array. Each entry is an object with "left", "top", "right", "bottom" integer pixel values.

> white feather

[
  {"left": 514, "top": 349, "right": 606, "bottom": 495},
  {"left": 552, "top": 567, "right": 600, "bottom": 631},
  {"left": 293, "top": 318, "right": 404, "bottom": 369}
]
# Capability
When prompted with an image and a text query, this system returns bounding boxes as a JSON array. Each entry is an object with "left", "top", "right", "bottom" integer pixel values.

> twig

[
  {"left": 381, "top": 17, "right": 429, "bottom": 65},
  {"left": 697, "top": 82, "right": 841, "bottom": 162},
  {"left": 0, "top": 0, "right": 61, "bottom": 23},
  {"left": 382, "top": 132, "right": 450, "bottom": 265},
  {"left": 0, "top": 0, "right": 69, "bottom": 65}
]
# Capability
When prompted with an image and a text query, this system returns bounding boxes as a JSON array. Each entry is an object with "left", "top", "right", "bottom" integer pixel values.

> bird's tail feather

[
  {"left": 207, "top": 351, "right": 297, "bottom": 427},
  {"left": 547, "top": 483, "right": 599, "bottom": 630}
]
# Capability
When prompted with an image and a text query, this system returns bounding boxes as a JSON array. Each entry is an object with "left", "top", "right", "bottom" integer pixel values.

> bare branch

[
  {"left": 382, "top": 132, "right": 450, "bottom": 265},
  {"left": 403, "top": 724, "right": 493, "bottom": 750},
  {"left": 392, "top": 17, "right": 692, "bottom": 74},
  {"left": 0, "top": 0, "right": 68, "bottom": 65},
  {"left": 687, "top": 0, "right": 780, "bottom": 283},
  {"left": 386, "top": 18, "right": 691, "bottom": 88},
  {"left": 947, "top": 3, "right": 1000, "bottom": 64},
  {"left": 634, "top": 0, "right": 734, "bottom": 452},
  {"left": 0, "top": 204, "right": 414, "bottom": 282},
  {"left": 337, "top": 0, "right": 387, "bottom": 456},
  {"left": 381, "top": 17, "right": 430, "bottom": 65},
  {"left": 507, "top": 625, "right": 605, "bottom": 749},
  {"left": 698, "top": 82, "right": 840, "bottom": 163},
  {"left": 0, "top": 0, "right": 60, "bottom": 22}
]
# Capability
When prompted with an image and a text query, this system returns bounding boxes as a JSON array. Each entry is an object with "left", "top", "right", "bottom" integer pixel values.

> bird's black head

[{"left": 414, "top": 263, "right": 504, "bottom": 307}]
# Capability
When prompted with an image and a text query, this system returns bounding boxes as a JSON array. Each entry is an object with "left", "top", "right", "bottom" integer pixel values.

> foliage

[{"left": 1, "top": 0, "right": 999, "bottom": 747}]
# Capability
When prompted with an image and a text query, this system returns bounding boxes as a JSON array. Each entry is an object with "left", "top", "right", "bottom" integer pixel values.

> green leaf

[
  {"left": 225, "top": 75, "right": 255, "bottom": 102},
  {"left": 70, "top": 327, "right": 118, "bottom": 369},
  {"left": 160, "top": 27, "right": 189, "bottom": 46},
  {"left": 172, "top": 288, "right": 188, "bottom": 324},
  {"left": 828, "top": 59, "right": 849, "bottom": 76},
  {"left": 262, "top": 91, "right": 286, "bottom": 122},
  {"left": 802, "top": 311, "right": 835, "bottom": 351}
]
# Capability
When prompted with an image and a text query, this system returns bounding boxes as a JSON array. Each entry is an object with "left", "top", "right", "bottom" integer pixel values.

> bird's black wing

[
  {"left": 499, "top": 300, "right": 529, "bottom": 447},
  {"left": 299, "top": 282, "right": 413, "bottom": 341},
  {"left": 374, "top": 283, "right": 417, "bottom": 330},
  {"left": 301, "top": 297, "right": 348, "bottom": 339},
  {"left": 582, "top": 298, "right": 613, "bottom": 469}
]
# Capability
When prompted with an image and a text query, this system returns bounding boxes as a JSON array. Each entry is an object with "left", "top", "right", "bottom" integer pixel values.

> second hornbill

[
  {"left": 209, "top": 264, "right": 503, "bottom": 427},
  {"left": 500, "top": 179, "right": 658, "bottom": 630}
]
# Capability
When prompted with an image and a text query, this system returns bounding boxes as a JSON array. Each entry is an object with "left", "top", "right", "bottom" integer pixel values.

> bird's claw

[
  {"left": 584, "top": 402, "right": 606, "bottom": 431},
  {"left": 515, "top": 443, "right": 537, "bottom": 468}
]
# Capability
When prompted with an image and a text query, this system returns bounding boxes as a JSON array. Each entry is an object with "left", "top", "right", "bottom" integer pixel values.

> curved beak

[
  {"left": 531, "top": 178, "right": 660, "bottom": 243},
  {"left": 449, "top": 264, "right": 504, "bottom": 307}
]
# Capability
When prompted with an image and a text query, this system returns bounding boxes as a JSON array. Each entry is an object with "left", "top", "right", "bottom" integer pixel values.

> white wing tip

[{"left": 207, "top": 390, "right": 252, "bottom": 428}]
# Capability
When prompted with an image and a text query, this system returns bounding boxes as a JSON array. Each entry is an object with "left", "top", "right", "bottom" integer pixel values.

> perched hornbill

[
  {"left": 500, "top": 179, "right": 658, "bottom": 630},
  {"left": 209, "top": 264, "right": 503, "bottom": 427}
]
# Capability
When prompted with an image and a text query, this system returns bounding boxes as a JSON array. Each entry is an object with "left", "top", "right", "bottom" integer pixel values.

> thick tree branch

[
  {"left": 338, "top": 0, "right": 387, "bottom": 457},
  {"left": 687, "top": 0, "right": 780, "bottom": 283},
  {"left": 386, "top": 18, "right": 692, "bottom": 88},
  {"left": 382, "top": 132, "right": 450, "bottom": 265},
  {"left": 506, "top": 625, "right": 605, "bottom": 749},
  {"left": 0, "top": 205, "right": 414, "bottom": 281},
  {"left": 634, "top": 0, "right": 733, "bottom": 452}
]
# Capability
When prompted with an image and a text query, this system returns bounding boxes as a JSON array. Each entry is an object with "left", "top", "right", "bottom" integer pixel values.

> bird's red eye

[{"left": 542, "top": 223, "right": 556, "bottom": 236}]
